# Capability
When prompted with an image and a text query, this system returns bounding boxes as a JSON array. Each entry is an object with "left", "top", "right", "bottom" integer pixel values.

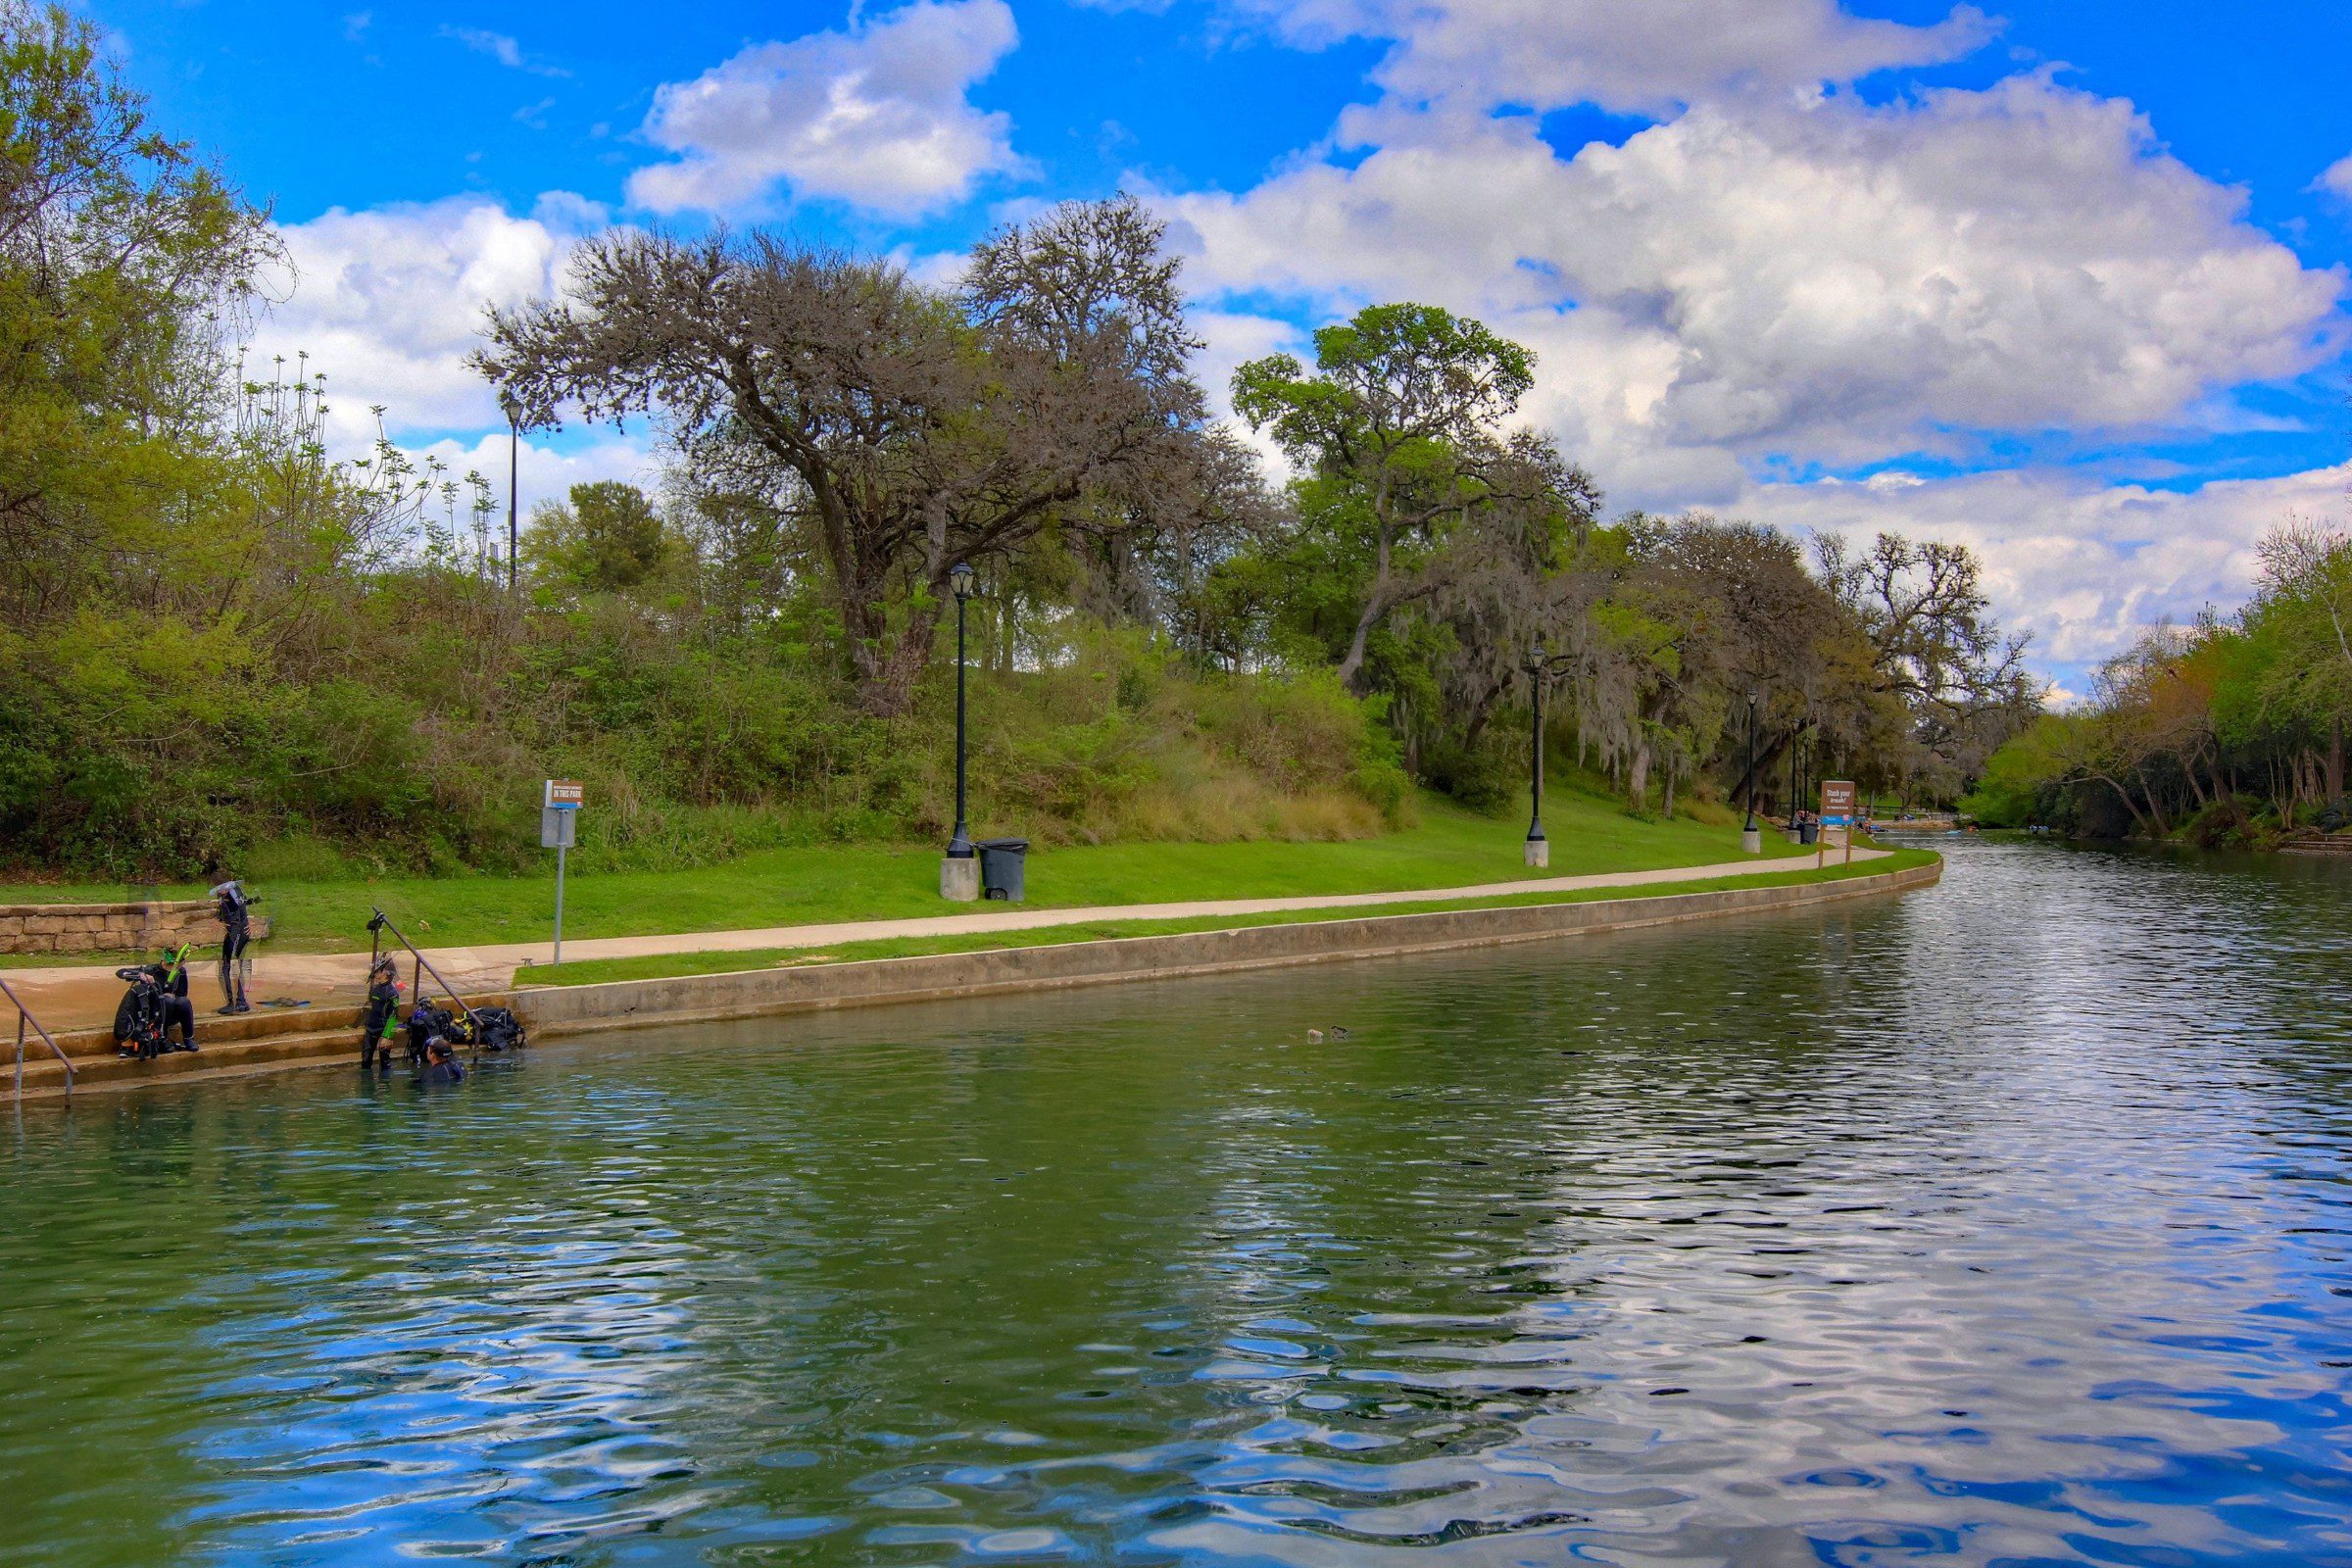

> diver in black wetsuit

[
  {"left": 420, "top": 1037, "right": 465, "bottom": 1085},
  {"left": 209, "top": 873, "right": 254, "bottom": 1014},
  {"left": 156, "top": 944, "right": 196, "bottom": 1048},
  {"left": 360, "top": 957, "right": 404, "bottom": 1071}
]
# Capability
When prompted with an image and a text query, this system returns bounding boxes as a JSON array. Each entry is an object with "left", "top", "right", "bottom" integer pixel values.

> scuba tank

[{"left": 112, "top": 966, "right": 169, "bottom": 1060}]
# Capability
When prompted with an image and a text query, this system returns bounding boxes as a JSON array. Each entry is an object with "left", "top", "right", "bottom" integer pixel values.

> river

[{"left": 3, "top": 836, "right": 2348, "bottom": 1565}]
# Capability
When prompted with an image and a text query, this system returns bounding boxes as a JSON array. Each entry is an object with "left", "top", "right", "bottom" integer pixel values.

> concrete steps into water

[
  {"left": 12, "top": 994, "right": 509, "bottom": 1100},
  {"left": 2279, "top": 833, "right": 2352, "bottom": 856}
]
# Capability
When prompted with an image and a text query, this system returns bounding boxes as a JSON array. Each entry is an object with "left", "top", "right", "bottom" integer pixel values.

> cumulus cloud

[
  {"left": 400, "top": 430, "right": 660, "bottom": 502},
  {"left": 627, "top": 0, "right": 1021, "bottom": 218},
  {"left": 1149, "top": 29, "right": 2350, "bottom": 673},
  {"left": 1165, "top": 76, "right": 2344, "bottom": 477},
  {"left": 1224, "top": 0, "right": 1997, "bottom": 116},
  {"left": 253, "top": 194, "right": 602, "bottom": 445},
  {"left": 2317, "top": 152, "right": 2352, "bottom": 203},
  {"left": 1741, "top": 463, "right": 2352, "bottom": 667}
]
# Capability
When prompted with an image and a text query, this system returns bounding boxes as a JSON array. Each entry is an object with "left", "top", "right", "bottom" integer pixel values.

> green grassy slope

[{"left": 1, "top": 785, "right": 1811, "bottom": 956}]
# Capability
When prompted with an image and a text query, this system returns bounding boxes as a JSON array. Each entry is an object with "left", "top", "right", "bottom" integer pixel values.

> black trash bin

[
  {"left": 1798, "top": 820, "right": 1818, "bottom": 846},
  {"left": 978, "top": 839, "right": 1029, "bottom": 902}
]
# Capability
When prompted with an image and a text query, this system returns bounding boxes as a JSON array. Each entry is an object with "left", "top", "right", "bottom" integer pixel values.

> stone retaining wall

[
  {"left": 0, "top": 901, "right": 271, "bottom": 956},
  {"left": 515, "top": 859, "right": 1940, "bottom": 1041}
]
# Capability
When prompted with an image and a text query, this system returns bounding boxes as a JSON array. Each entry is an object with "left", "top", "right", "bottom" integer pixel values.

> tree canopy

[{"left": 0, "top": 5, "right": 2047, "bottom": 876}]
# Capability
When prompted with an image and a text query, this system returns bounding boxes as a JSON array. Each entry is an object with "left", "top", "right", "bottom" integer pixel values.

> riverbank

[
  {"left": 0, "top": 786, "right": 1801, "bottom": 958},
  {"left": 6, "top": 849, "right": 1934, "bottom": 1101}
]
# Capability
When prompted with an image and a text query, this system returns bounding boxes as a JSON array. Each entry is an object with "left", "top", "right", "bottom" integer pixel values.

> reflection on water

[{"left": 5, "top": 837, "right": 2351, "bottom": 1565}]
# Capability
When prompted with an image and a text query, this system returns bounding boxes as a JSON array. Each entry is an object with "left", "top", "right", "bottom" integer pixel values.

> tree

[
  {"left": 478, "top": 196, "right": 1219, "bottom": 715},
  {"left": 1233, "top": 303, "right": 1544, "bottom": 694},
  {"left": 523, "top": 480, "right": 670, "bottom": 595},
  {"left": 2247, "top": 519, "right": 2352, "bottom": 801},
  {"left": 1814, "top": 532, "right": 2038, "bottom": 797},
  {"left": 0, "top": 0, "right": 274, "bottom": 630}
]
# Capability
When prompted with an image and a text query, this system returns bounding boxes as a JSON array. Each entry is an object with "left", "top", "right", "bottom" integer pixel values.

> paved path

[{"left": 5, "top": 848, "right": 1885, "bottom": 1030}]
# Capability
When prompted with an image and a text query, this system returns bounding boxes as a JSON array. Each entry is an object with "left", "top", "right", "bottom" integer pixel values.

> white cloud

[
  {"left": 1163, "top": 76, "right": 2344, "bottom": 479},
  {"left": 2317, "top": 152, "right": 2352, "bottom": 204},
  {"left": 1146, "top": 29, "right": 2350, "bottom": 674},
  {"left": 254, "top": 195, "right": 603, "bottom": 445},
  {"left": 1191, "top": 310, "right": 1308, "bottom": 474},
  {"left": 1742, "top": 463, "right": 2352, "bottom": 667},
  {"left": 401, "top": 431, "right": 660, "bottom": 503},
  {"left": 1224, "top": 0, "right": 1997, "bottom": 116},
  {"left": 439, "top": 24, "right": 568, "bottom": 77},
  {"left": 627, "top": 0, "right": 1021, "bottom": 218}
]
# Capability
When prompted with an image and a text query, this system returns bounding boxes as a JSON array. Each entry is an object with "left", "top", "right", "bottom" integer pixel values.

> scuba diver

[
  {"left": 112, "top": 948, "right": 197, "bottom": 1058},
  {"left": 209, "top": 872, "right": 255, "bottom": 1014},
  {"left": 154, "top": 943, "right": 195, "bottom": 1048},
  {"left": 360, "top": 957, "right": 405, "bottom": 1072},
  {"left": 419, "top": 1037, "right": 465, "bottom": 1086}
]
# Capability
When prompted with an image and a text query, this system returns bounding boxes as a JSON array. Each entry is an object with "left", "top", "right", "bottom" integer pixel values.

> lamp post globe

[
  {"left": 1524, "top": 644, "right": 1548, "bottom": 868},
  {"left": 947, "top": 563, "right": 978, "bottom": 862}
]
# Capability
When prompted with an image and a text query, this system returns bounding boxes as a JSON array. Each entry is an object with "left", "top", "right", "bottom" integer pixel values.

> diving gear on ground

[{"left": 113, "top": 960, "right": 197, "bottom": 1059}]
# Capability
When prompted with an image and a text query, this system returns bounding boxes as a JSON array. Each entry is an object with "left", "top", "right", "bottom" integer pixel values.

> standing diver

[
  {"left": 210, "top": 871, "right": 255, "bottom": 1014},
  {"left": 360, "top": 957, "right": 405, "bottom": 1071}
]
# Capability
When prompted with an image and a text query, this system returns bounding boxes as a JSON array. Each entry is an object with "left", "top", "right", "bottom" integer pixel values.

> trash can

[
  {"left": 978, "top": 839, "right": 1029, "bottom": 902},
  {"left": 1798, "top": 820, "right": 1818, "bottom": 846}
]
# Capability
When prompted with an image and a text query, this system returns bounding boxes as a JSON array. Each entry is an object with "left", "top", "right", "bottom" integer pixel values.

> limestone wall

[
  {"left": 515, "top": 860, "right": 1940, "bottom": 1041},
  {"left": 0, "top": 901, "right": 271, "bottom": 956}
]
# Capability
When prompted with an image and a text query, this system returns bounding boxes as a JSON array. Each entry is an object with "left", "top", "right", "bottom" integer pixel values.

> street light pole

[
  {"left": 949, "top": 563, "right": 977, "bottom": 860},
  {"left": 1525, "top": 644, "right": 1548, "bottom": 868},
  {"left": 940, "top": 563, "right": 981, "bottom": 900},
  {"left": 1741, "top": 688, "right": 1761, "bottom": 854},
  {"left": 499, "top": 391, "right": 520, "bottom": 594},
  {"left": 1787, "top": 717, "right": 1802, "bottom": 843}
]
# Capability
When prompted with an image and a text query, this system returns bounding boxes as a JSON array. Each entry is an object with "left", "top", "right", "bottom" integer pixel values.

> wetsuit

[
  {"left": 360, "top": 976, "right": 401, "bottom": 1070},
  {"left": 157, "top": 955, "right": 195, "bottom": 1048},
  {"left": 211, "top": 880, "right": 252, "bottom": 1012}
]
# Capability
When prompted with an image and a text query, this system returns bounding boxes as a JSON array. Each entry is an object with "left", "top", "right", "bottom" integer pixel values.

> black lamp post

[
  {"left": 1787, "top": 716, "right": 1802, "bottom": 839},
  {"left": 947, "top": 562, "right": 977, "bottom": 858},
  {"left": 1743, "top": 688, "right": 1760, "bottom": 835},
  {"left": 498, "top": 390, "right": 520, "bottom": 593},
  {"left": 1525, "top": 644, "right": 1547, "bottom": 864}
]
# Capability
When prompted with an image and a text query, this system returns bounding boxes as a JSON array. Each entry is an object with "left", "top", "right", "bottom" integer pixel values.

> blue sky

[{"left": 89, "top": 0, "right": 2352, "bottom": 694}]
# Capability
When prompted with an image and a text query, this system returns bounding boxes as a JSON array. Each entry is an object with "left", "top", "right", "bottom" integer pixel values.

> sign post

[
  {"left": 542, "top": 780, "right": 583, "bottom": 963},
  {"left": 1819, "top": 779, "right": 1856, "bottom": 869}
]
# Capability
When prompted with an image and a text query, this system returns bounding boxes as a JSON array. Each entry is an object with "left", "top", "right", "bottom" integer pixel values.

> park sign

[
  {"left": 1818, "top": 779, "right": 1857, "bottom": 869},
  {"left": 540, "top": 780, "right": 582, "bottom": 964}
]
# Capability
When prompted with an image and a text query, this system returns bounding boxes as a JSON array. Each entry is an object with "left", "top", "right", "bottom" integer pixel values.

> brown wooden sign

[{"left": 544, "top": 779, "right": 585, "bottom": 809}]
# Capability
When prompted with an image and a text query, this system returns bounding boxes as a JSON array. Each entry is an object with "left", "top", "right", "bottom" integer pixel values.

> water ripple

[{"left": 4, "top": 837, "right": 2351, "bottom": 1563}]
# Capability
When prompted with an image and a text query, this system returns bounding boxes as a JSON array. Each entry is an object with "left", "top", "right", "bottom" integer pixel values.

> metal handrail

[
  {"left": 366, "top": 908, "right": 480, "bottom": 1029},
  {"left": 1, "top": 974, "right": 74, "bottom": 1100}
]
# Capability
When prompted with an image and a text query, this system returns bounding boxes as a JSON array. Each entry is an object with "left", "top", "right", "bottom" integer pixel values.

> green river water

[{"left": 3, "top": 836, "right": 2349, "bottom": 1565}]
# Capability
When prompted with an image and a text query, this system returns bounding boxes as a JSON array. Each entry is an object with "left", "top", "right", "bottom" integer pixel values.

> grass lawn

[
  {"left": 0, "top": 784, "right": 1817, "bottom": 956},
  {"left": 513, "top": 848, "right": 1936, "bottom": 988}
]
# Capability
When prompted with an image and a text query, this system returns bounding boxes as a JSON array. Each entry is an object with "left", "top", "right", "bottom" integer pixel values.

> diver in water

[
  {"left": 209, "top": 872, "right": 255, "bottom": 1014},
  {"left": 420, "top": 1037, "right": 465, "bottom": 1086}
]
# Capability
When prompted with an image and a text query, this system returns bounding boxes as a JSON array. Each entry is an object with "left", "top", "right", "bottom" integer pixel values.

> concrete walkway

[{"left": 5, "top": 848, "right": 1885, "bottom": 1030}]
